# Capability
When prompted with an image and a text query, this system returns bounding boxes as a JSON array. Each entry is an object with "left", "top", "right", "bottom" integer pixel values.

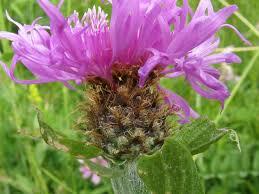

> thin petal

[
  {"left": 203, "top": 52, "right": 241, "bottom": 65},
  {"left": 221, "top": 24, "right": 251, "bottom": 45},
  {"left": 188, "top": 75, "right": 229, "bottom": 107},
  {"left": 37, "top": 0, "right": 65, "bottom": 26},
  {"left": 158, "top": 86, "right": 199, "bottom": 124},
  {"left": 165, "top": 71, "right": 184, "bottom": 78},
  {"left": 193, "top": 0, "right": 214, "bottom": 19},
  {"left": 0, "top": 56, "right": 54, "bottom": 84},
  {"left": 0, "top": 31, "right": 19, "bottom": 41},
  {"left": 168, "top": 5, "right": 238, "bottom": 58},
  {"left": 5, "top": 11, "right": 23, "bottom": 29},
  {"left": 138, "top": 49, "right": 168, "bottom": 87},
  {"left": 188, "top": 37, "right": 220, "bottom": 58}
]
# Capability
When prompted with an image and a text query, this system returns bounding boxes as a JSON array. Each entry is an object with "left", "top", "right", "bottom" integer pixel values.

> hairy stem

[{"left": 111, "top": 161, "right": 150, "bottom": 194}]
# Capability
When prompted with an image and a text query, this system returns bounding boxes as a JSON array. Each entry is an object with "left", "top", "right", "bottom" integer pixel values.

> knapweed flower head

[
  {"left": 78, "top": 157, "right": 108, "bottom": 185},
  {"left": 0, "top": 0, "right": 249, "bottom": 159}
]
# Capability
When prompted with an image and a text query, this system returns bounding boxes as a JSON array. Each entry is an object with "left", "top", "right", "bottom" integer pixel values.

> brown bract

[{"left": 77, "top": 67, "right": 172, "bottom": 160}]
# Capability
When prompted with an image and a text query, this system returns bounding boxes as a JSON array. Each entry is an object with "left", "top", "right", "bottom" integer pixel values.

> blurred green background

[{"left": 0, "top": 0, "right": 258, "bottom": 193}]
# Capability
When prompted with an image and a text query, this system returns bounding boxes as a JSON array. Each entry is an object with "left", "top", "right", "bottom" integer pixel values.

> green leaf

[
  {"left": 37, "top": 110, "right": 102, "bottom": 159},
  {"left": 59, "top": 138, "right": 103, "bottom": 159},
  {"left": 173, "top": 118, "right": 228, "bottom": 155},
  {"left": 137, "top": 137, "right": 204, "bottom": 194},
  {"left": 85, "top": 160, "right": 123, "bottom": 178}
]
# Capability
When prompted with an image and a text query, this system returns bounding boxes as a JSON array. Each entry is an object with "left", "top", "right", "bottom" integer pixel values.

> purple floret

[{"left": 0, "top": 0, "right": 250, "bottom": 123}]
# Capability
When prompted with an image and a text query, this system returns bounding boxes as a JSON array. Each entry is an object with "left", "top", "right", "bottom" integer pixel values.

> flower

[
  {"left": 0, "top": 0, "right": 249, "bottom": 123},
  {"left": 138, "top": 0, "right": 250, "bottom": 106},
  {"left": 0, "top": 3, "right": 112, "bottom": 87},
  {"left": 78, "top": 157, "right": 108, "bottom": 185}
]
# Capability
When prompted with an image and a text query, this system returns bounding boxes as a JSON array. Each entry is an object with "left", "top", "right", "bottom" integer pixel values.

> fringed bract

[{"left": 78, "top": 67, "right": 172, "bottom": 160}]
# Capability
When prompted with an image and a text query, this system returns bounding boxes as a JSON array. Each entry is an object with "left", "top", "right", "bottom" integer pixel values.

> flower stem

[
  {"left": 0, "top": 1, "right": 11, "bottom": 53},
  {"left": 195, "top": 94, "right": 202, "bottom": 113},
  {"left": 215, "top": 50, "right": 259, "bottom": 124},
  {"left": 217, "top": 0, "right": 259, "bottom": 38},
  {"left": 216, "top": 46, "right": 259, "bottom": 53},
  {"left": 111, "top": 161, "right": 150, "bottom": 194}
]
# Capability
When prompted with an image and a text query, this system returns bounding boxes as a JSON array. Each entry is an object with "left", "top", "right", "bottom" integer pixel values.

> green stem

[
  {"left": 217, "top": 0, "right": 259, "bottom": 38},
  {"left": 216, "top": 46, "right": 259, "bottom": 53},
  {"left": 62, "top": 87, "right": 70, "bottom": 129},
  {"left": 215, "top": 51, "right": 259, "bottom": 124},
  {"left": 111, "top": 161, "right": 150, "bottom": 194},
  {"left": 42, "top": 168, "right": 73, "bottom": 193},
  {"left": 195, "top": 94, "right": 202, "bottom": 113},
  {"left": 66, "top": 0, "right": 72, "bottom": 16},
  {"left": 0, "top": 0, "right": 11, "bottom": 53}
]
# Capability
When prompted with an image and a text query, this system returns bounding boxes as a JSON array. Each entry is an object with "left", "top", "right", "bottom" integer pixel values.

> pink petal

[
  {"left": 91, "top": 174, "right": 101, "bottom": 185},
  {"left": 80, "top": 167, "right": 92, "bottom": 179},
  {"left": 158, "top": 86, "right": 199, "bottom": 124}
]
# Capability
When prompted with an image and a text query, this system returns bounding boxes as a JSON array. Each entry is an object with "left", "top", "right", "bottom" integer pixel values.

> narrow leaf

[
  {"left": 59, "top": 138, "right": 103, "bottom": 159},
  {"left": 173, "top": 118, "right": 228, "bottom": 155},
  {"left": 37, "top": 110, "right": 102, "bottom": 159}
]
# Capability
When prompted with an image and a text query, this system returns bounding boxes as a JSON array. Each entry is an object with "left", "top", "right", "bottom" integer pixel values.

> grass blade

[{"left": 215, "top": 50, "right": 259, "bottom": 124}]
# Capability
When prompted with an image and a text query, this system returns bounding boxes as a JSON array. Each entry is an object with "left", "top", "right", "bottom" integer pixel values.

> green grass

[{"left": 0, "top": 0, "right": 259, "bottom": 193}]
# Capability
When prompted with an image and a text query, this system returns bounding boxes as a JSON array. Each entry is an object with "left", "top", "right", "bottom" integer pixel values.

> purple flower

[
  {"left": 0, "top": 0, "right": 249, "bottom": 123},
  {"left": 139, "top": 0, "right": 250, "bottom": 106},
  {"left": 165, "top": 37, "right": 241, "bottom": 106},
  {"left": 78, "top": 157, "right": 108, "bottom": 185},
  {"left": 0, "top": 2, "right": 112, "bottom": 86}
]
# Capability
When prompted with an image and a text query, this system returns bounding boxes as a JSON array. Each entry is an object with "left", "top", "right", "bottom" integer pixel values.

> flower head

[
  {"left": 0, "top": 0, "right": 248, "bottom": 114},
  {"left": 0, "top": 0, "right": 249, "bottom": 159}
]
